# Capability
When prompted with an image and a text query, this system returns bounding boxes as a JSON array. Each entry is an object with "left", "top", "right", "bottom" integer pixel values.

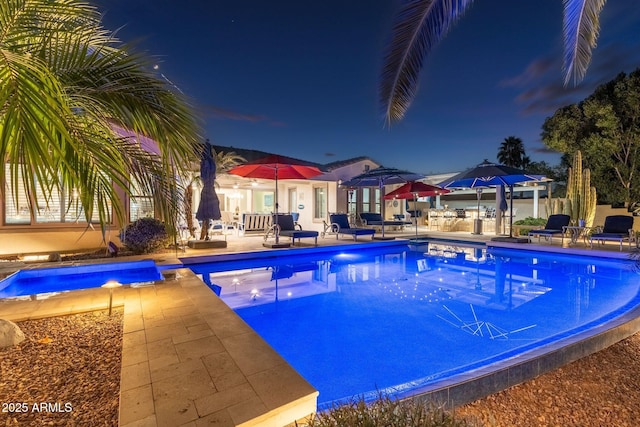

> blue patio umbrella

[
  {"left": 342, "top": 166, "right": 424, "bottom": 239},
  {"left": 438, "top": 160, "right": 545, "bottom": 238},
  {"left": 195, "top": 143, "right": 221, "bottom": 240}
]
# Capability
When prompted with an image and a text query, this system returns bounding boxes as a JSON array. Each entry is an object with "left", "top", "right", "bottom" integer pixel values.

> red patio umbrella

[
  {"left": 228, "top": 155, "right": 324, "bottom": 247},
  {"left": 383, "top": 181, "right": 450, "bottom": 200},
  {"left": 384, "top": 181, "right": 450, "bottom": 237}
]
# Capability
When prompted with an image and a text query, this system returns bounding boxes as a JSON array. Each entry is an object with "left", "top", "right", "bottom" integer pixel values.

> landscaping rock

[{"left": 0, "top": 318, "right": 25, "bottom": 348}]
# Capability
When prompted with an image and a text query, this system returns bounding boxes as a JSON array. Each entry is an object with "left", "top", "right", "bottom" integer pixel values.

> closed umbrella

[
  {"left": 342, "top": 167, "right": 424, "bottom": 239},
  {"left": 498, "top": 185, "right": 509, "bottom": 234},
  {"left": 228, "top": 154, "right": 324, "bottom": 248},
  {"left": 195, "top": 144, "right": 221, "bottom": 240},
  {"left": 384, "top": 181, "right": 450, "bottom": 237},
  {"left": 439, "top": 160, "right": 545, "bottom": 238}
]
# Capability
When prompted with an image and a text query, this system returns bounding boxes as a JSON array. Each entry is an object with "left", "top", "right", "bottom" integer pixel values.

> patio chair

[
  {"left": 267, "top": 214, "right": 318, "bottom": 245},
  {"left": 528, "top": 214, "right": 571, "bottom": 244},
  {"left": 324, "top": 213, "right": 375, "bottom": 241},
  {"left": 589, "top": 215, "right": 635, "bottom": 251}
]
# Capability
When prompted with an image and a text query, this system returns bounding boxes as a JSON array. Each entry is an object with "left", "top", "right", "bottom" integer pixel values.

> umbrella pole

[
  {"left": 509, "top": 185, "right": 514, "bottom": 238},
  {"left": 413, "top": 194, "right": 418, "bottom": 238},
  {"left": 380, "top": 181, "right": 385, "bottom": 238},
  {"left": 274, "top": 171, "right": 279, "bottom": 244}
]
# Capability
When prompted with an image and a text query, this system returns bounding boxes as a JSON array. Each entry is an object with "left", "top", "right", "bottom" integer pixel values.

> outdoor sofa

[{"left": 323, "top": 213, "right": 375, "bottom": 241}]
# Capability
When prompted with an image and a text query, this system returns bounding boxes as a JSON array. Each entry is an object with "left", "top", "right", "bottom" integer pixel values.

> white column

[{"left": 532, "top": 186, "right": 540, "bottom": 218}]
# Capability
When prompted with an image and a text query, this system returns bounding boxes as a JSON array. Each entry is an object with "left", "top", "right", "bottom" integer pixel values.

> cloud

[
  {"left": 503, "top": 42, "right": 640, "bottom": 116},
  {"left": 499, "top": 57, "right": 555, "bottom": 88},
  {"left": 532, "top": 145, "right": 562, "bottom": 155}
]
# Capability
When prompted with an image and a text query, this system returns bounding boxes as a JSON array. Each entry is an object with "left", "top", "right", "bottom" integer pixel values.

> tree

[
  {"left": 0, "top": 0, "right": 201, "bottom": 237},
  {"left": 380, "top": 0, "right": 608, "bottom": 124},
  {"left": 542, "top": 69, "right": 640, "bottom": 204},
  {"left": 497, "top": 136, "right": 527, "bottom": 168}
]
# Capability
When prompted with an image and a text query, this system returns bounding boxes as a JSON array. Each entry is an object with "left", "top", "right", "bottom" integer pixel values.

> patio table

[{"left": 563, "top": 225, "right": 589, "bottom": 246}]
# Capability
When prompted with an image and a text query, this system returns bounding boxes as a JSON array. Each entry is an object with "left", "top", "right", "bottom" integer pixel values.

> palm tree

[
  {"left": 497, "top": 136, "right": 526, "bottom": 168},
  {"left": 0, "top": 0, "right": 201, "bottom": 237},
  {"left": 380, "top": 0, "right": 608, "bottom": 124}
]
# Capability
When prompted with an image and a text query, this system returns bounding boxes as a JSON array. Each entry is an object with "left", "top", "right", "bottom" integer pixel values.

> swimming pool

[
  {"left": 189, "top": 241, "right": 640, "bottom": 408},
  {"left": 0, "top": 260, "right": 163, "bottom": 298}
]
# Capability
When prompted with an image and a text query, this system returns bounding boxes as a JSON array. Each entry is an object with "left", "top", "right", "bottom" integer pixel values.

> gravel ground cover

[
  {"left": 456, "top": 332, "right": 640, "bottom": 426},
  {"left": 0, "top": 310, "right": 123, "bottom": 426}
]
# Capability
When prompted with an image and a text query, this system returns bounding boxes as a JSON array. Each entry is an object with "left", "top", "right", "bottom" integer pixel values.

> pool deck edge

[{"left": 0, "top": 270, "right": 318, "bottom": 427}]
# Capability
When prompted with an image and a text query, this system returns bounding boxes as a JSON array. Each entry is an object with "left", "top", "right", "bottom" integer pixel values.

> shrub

[
  {"left": 305, "top": 394, "right": 479, "bottom": 427},
  {"left": 119, "top": 217, "right": 169, "bottom": 254},
  {"left": 513, "top": 217, "right": 548, "bottom": 226},
  {"left": 512, "top": 217, "right": 548, "bottom": 236}
]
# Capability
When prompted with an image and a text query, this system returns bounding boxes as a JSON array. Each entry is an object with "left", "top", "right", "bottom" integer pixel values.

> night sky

[{"left": 96, "top": 0, "right": 640, "bottom": 174}]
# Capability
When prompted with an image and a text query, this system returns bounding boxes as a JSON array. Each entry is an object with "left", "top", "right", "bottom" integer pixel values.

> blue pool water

[
  {"left": 190, "top": 242, "right": 640, "bottom": 408},
  {"left": 0, "top": 260, "right": 163, "bottom": 298}
]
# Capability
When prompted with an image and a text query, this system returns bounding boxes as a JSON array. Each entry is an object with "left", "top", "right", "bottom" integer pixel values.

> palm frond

[
  {"left": 562, "top": 0, "right": 607, "bottom": 86},
  {"left": 379, "top": 0, "right": 475, "bottom": 124},
  {"left": 1, "top": 0, "right": 202, "bottom": 239}
]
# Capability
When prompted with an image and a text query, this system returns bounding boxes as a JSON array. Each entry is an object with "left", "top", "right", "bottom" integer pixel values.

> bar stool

[{"left": 429, "top": 210, "right": 440, "bottom": 230}]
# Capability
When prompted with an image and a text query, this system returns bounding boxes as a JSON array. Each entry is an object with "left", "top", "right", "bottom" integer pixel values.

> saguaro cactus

[
  {"left": 565, "top": 151, "right": 597, "bottom": 227},
  {"left": 544, "top": 197, "right": 564, "bottom": 217}
]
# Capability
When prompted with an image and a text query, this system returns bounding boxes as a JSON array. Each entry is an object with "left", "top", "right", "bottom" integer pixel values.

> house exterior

[
  {"left": 209, "top": 145, "right": 382, "bottom": 234},
  {"left": 0, "top": 148, "right": 382, "bottom": 257},
  {"left": 0, "top": 142, "right": 552, "bottom": 258}
]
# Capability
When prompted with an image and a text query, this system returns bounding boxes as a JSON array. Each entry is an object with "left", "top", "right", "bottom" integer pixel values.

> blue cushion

[
  {"left": 545, "top": 214, "right": 571, "bottom": 230},
  {"left": 280, "top": 230, "right": 318, "bottom": 238},
  {"left": 602, "top": 215, "right": 633, "bottom": 234},
  {"left": 529, "top": 229, "right": 563, "bottom": 235},
  {"left": 273, "top": 214, "right": 295, "bottom": 231},
  {"left": 360, "top": 213, "right": 383, "bottom": 223},
  {"left": 340, "top": 228, "right": 375, "bottom": 236},
  {"left": 591, "top": 232, "right": 627, "bottom": 240},
  {"left": 330, "top": 214, "right": 351, "bottom": 229}
]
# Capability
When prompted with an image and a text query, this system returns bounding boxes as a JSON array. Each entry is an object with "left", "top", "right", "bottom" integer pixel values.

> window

[
  {"left": 313, "top": 187, "right": 326, "bottom": 219},
  {"left": 129, "top": 177, "right": 154, "bottom": 221},
  {"left": 363, "top": 188, "right": 380, "bottom": 213},
  {"left": 3, "top": 163, "right": 108, "bottom": 225},
  {"left": 362, "top": 188, "right": 371, "bottom": 213}
]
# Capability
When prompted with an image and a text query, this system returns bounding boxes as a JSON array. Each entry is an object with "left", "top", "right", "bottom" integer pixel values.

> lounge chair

[
  {"left": 589, "top": 215, "right": 635, "bottom": 251},
  {"left": 324, "top": 213, "right": 375, "bottom": 241},
  {"left": 359, "top": 212, "right": 411, "bottom": 230},
  {"left": 267, "top": 214, "right": 318, "bottom": 245},
  {"left": 528, "top": 214, "right": 571, "bottom": 244}
]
